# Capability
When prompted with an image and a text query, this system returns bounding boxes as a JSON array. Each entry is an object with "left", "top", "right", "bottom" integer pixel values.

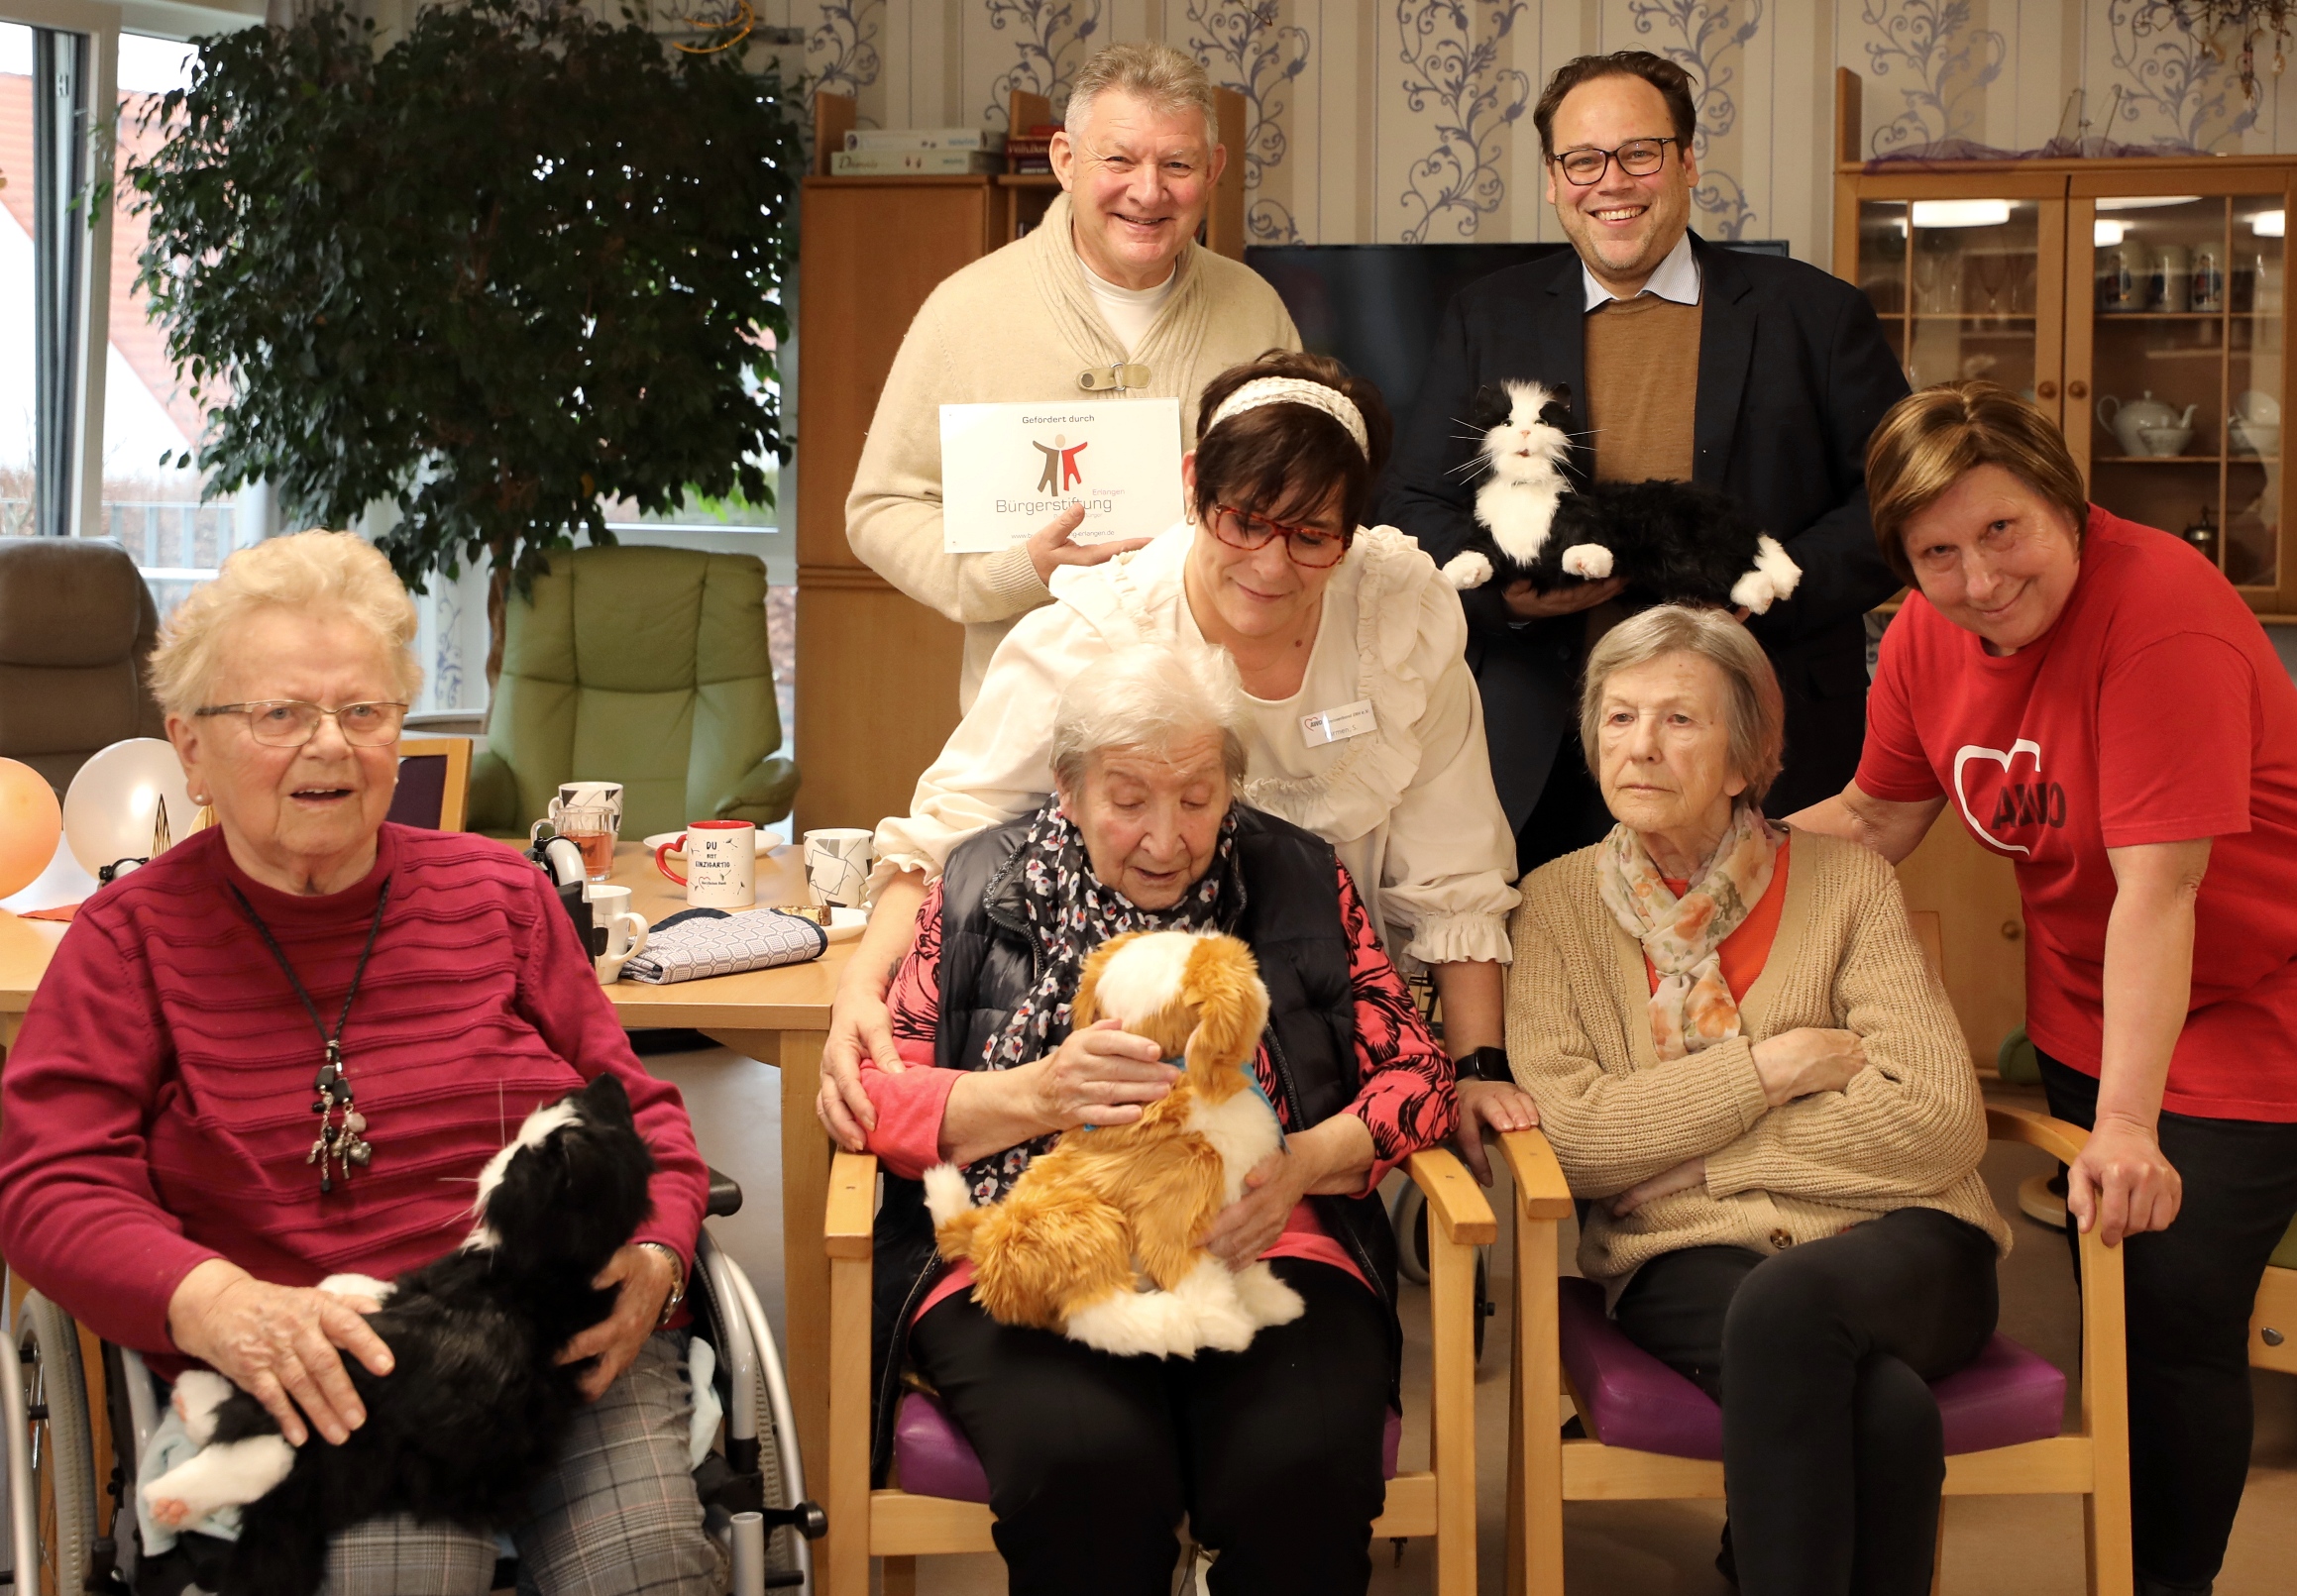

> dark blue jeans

[{"left": 2039, "top": 1051, "right": 2297, "bottom": 1589}]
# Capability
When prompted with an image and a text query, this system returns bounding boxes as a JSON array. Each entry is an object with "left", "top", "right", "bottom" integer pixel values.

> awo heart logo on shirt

[{"left": 1952, "top": 739, "right": 2066, "bottom": 857}]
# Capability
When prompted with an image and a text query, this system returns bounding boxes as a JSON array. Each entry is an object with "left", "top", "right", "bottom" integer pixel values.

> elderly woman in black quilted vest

[{"left": 830, "top": 641, "right": 1459, "bottom": 1596}]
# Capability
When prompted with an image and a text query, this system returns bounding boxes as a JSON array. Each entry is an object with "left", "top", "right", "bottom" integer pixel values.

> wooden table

[
  {"left": 0, "top": 837, "right": 852, "bottom": 1489},
  {"left": 605, "top": 839, "right": 851, "bottom": 1482}
]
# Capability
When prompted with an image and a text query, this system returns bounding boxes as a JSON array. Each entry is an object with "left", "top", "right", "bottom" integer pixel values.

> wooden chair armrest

[
  {"left": 1405, "top": 1147, "right": 1497, "bottom": 1246},
  {"left": 826, "top": 1151, "right": 877, "bottom": 1260},
  {"left": 1496, "top": 1127, "right": 1575, "bottom": 1221},
  {"left": 1985, "top": 1104, "right": 2088, "bottom": 1166}
]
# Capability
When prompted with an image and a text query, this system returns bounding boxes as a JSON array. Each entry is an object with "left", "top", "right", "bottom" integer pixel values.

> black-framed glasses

[
  {"left": 1208, "top": 504, "right": 1352, "bottom": 569},
  {"left": 194, "top": 699, "right": 409, "bottom": 748},
  {"left": 1551, "top": 137, "right": 1682, "bottom": 186}
]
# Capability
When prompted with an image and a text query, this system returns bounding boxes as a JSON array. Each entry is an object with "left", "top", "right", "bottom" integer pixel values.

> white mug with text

[{"left": 655, "top": 820, "right": 758, "bottom": 909}]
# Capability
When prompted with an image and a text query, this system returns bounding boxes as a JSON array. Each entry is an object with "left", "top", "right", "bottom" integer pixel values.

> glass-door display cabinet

[{"left": 1833, "top": 70, "right": 2296, "bottom": 615}]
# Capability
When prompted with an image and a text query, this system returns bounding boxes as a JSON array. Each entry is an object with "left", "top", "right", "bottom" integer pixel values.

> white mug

[
  {"left": 803, "top": 828, "right": 875, "bottom": 909},
  {"left": 585, "top": 884, "right": 649, "bottom": 984},
  {"left": 550, "top": 782, "right": 625, "bottom": 828},
  {"left": 655, "top": 820, "right": 757, "bottom": 908}
]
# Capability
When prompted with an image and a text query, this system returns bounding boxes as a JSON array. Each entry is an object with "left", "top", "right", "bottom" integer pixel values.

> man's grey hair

[
  {"left": 1064, "top": 41, "right": 1219, "bottom": 146},
  {"left": 1579, "top": 604, "right": 1785, "bottom": 804},
  {"left": 1051, "top": 643, "right": 1250, "bottom": 791}
]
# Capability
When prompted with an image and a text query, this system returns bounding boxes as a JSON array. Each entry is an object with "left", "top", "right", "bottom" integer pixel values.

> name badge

[{"left": 1301, "top": 699, "right": 1377, "bottom": 748}]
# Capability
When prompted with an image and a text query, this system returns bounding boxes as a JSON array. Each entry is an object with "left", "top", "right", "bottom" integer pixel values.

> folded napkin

[{"left": 621, "top": 906, "right": 826, "bottom": 984}]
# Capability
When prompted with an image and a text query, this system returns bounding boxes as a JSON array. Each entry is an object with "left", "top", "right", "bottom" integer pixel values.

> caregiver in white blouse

[{"left": 818, "top": 351, "right": 1537, "bottom": 1177}]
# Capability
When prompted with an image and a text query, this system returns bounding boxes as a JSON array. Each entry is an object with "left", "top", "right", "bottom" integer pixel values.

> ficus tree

[{"left": 127, "top": 0, "right": 804, "bottom": 689}]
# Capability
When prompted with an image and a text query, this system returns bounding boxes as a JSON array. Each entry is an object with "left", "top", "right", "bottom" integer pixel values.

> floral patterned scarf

[
  {"left": 1595, "top": 804, "right": 1781, "bottom": 1063},
  {"left": 961, "top": 799, "right": 1238, "bottom": 1204}
]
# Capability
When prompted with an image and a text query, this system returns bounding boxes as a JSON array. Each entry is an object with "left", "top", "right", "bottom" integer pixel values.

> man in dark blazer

[{"left": 1381, "top": 51, "right": 1909, "bottom": 871}]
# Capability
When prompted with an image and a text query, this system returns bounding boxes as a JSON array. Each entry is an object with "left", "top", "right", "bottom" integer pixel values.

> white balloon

[{"left": 62, "top": 739, "right": 199, "bottom": 876}]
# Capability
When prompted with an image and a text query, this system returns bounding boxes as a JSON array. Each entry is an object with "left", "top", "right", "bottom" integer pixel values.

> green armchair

[{"left": 465, "top": 545, "right": 798, "bottom": 840}]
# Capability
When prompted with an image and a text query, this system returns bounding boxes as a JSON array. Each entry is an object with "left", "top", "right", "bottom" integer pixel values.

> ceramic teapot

[{"left": 2097, "top": 391, "right": 2198, "bottom": 458}]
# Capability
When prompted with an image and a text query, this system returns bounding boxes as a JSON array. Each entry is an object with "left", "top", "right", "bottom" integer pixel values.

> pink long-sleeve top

[
  {"left": 864, "top": 862, "right": 1459, "bottom": 1322},
  {"left": 0, "top": 823, "right": 709, "bottom": 1374}
]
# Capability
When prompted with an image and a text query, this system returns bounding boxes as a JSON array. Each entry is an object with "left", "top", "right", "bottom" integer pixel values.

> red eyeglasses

[{"left": 1207, "top": 504, "right": 1353, "bottom": 569}]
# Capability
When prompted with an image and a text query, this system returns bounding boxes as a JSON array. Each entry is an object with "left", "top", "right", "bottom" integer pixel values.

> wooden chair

[
  {"left": 821, "top": 1147, "right": 1495, "bottom": 1596},
  {"left": 1500, "top": 1107, "right": 2133, "bottom": 1596},
  {"left": 2250, "top": 1223, "right": 2297, "bottom": 1374},
  {"left": 388, "top": 737, "right": 473, "bottom": 831}
]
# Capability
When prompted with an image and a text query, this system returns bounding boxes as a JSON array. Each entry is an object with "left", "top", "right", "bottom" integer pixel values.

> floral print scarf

[
  {"left": 962, "top": 799, "right": 1238, "bottom": 1204},
  {"left": 1595, "top": 804, "right": 1781, "bottom": 1062}
]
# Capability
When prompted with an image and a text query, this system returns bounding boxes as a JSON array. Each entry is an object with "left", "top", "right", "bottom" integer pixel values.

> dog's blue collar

[{"left": 1077, "top": 1060, "right": 1285, "bottom": 1147}]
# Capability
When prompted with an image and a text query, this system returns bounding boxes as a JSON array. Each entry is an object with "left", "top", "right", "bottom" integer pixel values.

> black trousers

[
  {"left": 2038, "top": 1051, "right": 2297, "bottom": 1588},
  {"left": 1612, "top": 1208, "right": 2001, "bottom": 1596},
  {"left": 906, "top": 1258, "right": 1390, "bottom": 1596}
]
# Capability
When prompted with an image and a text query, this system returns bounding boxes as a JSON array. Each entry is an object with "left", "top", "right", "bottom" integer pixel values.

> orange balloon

[{"left": 0, "top": 758, "right": 64, "bottom": 900}]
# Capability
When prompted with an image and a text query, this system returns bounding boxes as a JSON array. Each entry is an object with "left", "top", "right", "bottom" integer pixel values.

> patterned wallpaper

[{"left": 753, "top": 0, "right": 2297, "bottom": 261}]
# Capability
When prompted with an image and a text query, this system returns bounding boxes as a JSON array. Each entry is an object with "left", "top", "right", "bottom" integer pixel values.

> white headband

[{"left": 1202, "top": 376, "right": 1370, "bottom": 460}]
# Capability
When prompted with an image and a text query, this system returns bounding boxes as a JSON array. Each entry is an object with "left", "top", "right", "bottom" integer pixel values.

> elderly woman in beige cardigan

[{"left": 1506, "top": 604, "right": 2009, "bottom": 1596}]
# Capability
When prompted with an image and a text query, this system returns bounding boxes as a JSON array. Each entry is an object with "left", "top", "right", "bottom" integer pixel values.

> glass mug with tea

[
  {"left": 654, "top": 819, "right": 758, "bottom": 909},
  {"left": 546, "top": 803, "right": 618, "bottom": 883}
]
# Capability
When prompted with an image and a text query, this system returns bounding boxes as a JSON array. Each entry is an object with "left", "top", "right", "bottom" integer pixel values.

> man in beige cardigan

[{"left": 845, "top": 42, "right": 1301, "bottom": 707}]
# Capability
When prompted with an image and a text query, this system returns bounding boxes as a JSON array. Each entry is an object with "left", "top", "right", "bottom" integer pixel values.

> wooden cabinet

[
  {"left": 792, "top": 175, "right": 995, "bottom": 835},
  {"left": 1833, "top": 68, "right": 2297, "bottom": 616}
]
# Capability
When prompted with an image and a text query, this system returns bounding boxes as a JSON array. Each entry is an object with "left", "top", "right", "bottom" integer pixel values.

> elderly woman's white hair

[
  {"left": 150, "top": 530, "right": 423, "bottom": 718},
  {"left": 1580, "top": 603, "right": 1785, "bottom": 803},
  {"left": 1050, "top": 643, "right": 1250, "bottom": 790}
]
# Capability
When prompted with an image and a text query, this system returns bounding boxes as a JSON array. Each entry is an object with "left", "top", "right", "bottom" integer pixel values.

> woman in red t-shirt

[{"left": 1792, "top": 381, "right": 2297, "bottom": 1596}]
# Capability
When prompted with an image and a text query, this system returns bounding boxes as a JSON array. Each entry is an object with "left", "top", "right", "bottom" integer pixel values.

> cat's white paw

[
  {"left": 1728, "top": 569, "right": 1778, "bottom": 612},
  {"left": 1752, "top": 534, "right": 1802, "bottom": 600},
  {"left": 169, "top": 1369, "right": 235, "bottom": 1447},
  {"left": 144, "top": 1434, "right": 295, "bottom": 1527},
  {"left": 1562, "top": 543, "right": 1614, "bottom": 579},
  {"left": 1440, "top": 551, "right": 1493, "bottom": 590}
]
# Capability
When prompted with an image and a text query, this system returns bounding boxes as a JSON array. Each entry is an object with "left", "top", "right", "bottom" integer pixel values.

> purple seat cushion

[
  {"left": 893, "top": 1392, "right": 1404, "bottom": 1504},
  {"left": 1557, "top": 1277, "right": 2065, "bottom": 1461}
]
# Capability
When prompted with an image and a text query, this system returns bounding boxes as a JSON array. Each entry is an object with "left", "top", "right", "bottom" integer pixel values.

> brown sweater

[
  {"left": 1505, "top": 829, "right": 2010, "bottom": 1302},
  {"left": 1584, "top": 295, "right": 1701, "bottom": 483}
]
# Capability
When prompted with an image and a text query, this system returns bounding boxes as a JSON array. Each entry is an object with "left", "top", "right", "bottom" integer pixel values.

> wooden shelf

[
  {"left": 2094, "top": 454, "right": 2239, "bottom": 465},
  {"left": 996, "top": 173, "right": 1059, "bottom": 188}
]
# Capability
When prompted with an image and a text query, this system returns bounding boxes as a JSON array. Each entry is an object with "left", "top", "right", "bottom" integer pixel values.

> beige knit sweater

[
  {"left": 1505, "top": 829, "right": 2010, "bottom": 1303},
  {"left": 844, "top": 193, "right": 1301, "bottom": 704}
]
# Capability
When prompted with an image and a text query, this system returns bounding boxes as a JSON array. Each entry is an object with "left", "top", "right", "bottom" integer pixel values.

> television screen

[{"left": 1243, "top": 240, "right": 1793, "bottom": 426}]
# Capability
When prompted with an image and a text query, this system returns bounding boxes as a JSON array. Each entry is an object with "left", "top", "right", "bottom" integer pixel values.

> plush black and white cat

[
  {"left": 1438, "top": 379, "right": 1803, "bottom": 614},
  {"left": 141, "top": 1073, "right": 658, "bottom": 1596}
]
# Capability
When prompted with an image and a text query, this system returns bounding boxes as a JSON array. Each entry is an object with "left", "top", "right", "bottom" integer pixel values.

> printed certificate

[{"left": 939, "top": 398, "right": 1184, "bottom": 553}]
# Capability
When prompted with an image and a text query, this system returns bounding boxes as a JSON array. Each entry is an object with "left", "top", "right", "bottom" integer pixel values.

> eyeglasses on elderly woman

[
  {"left": 193, "top": 699, "right": 410, "bottom": 748},
  {"left": 1206, "top": 504, "right": 1353, "bottom": 569}
]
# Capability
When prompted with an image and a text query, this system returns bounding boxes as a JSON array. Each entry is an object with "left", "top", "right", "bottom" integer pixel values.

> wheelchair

[{"left": 3, "top": 1170, "right": 822, "bottom": 1596}]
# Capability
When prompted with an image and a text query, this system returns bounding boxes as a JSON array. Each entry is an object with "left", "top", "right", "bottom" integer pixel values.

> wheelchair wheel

[
  {"left": 1386, "top": 1185, "right": 1494, "bottom": 1364},
  {"left": 10, "top": 1292, "right": 99, "bottom": 1596}
]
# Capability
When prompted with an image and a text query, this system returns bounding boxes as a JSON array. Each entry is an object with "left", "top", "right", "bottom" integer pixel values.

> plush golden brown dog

[{"left": 923, "top": 928, "right": 1307, "bottom": 1357}]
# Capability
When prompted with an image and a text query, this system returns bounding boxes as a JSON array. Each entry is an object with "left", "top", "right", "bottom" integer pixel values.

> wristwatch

[
  {"left": 638, "top": 1242, "right": 688, "bottom": 1327},
  {"left": 1457, "top": 1045, "right": 1514, "bottom": 1085}
]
